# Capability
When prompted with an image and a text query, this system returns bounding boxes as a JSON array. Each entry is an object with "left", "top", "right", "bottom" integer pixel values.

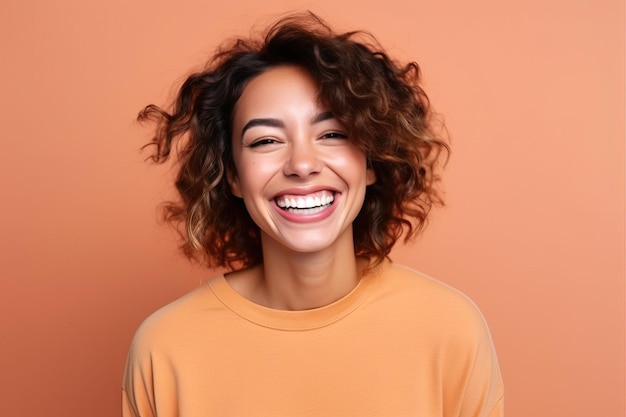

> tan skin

[{"left": 226, "top": 65, "right": 375, "bottom": 311}]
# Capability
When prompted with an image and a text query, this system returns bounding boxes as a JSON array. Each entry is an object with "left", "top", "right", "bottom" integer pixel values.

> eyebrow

[
  {"left": 240, "top": 111, "right": 336, "bottom": 136},
  {"left": 311, "top": 111, "right": 334, "bottom": 124},
  {"left": 241, "top": 118, "right": 284, "bottom": 136}
]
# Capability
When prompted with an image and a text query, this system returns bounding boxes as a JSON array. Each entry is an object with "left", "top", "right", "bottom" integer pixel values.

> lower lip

[{"left": 272, "top": 197, "right": 338, "bottom": 223}]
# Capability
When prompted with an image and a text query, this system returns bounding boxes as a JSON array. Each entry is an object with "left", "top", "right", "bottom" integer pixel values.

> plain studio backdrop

[{"left": 0, "top": 1, "right": 623, "bottom": 416}]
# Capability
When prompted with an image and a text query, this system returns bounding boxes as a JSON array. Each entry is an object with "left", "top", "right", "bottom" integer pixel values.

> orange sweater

[{"left": 122, "top": 263, "right": 503, "bottom": 416}]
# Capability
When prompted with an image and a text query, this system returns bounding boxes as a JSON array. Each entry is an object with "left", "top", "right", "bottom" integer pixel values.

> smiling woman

[
  {"left": 229, "top": 66, "right": 375, "bottom": 263},
  {"left": 123, "top": 12, "right": 503, "bottom": 417}
]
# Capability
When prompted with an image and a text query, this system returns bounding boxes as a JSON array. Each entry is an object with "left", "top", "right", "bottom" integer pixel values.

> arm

[
  {"left": 443, "top": 305, "right": 504, "bottom": 417},
  {"left": 121, "top": 340, "right": 157, "bottom": 417}
]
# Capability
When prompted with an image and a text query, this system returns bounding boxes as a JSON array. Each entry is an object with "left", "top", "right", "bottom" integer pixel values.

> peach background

[{"left": 1, "top": 0, "right": 623, "bottom": 416}]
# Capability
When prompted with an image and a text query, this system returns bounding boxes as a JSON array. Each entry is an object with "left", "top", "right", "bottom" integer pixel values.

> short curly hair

[{"left": 139, "top": 12, "right": 449, "bottom": 270}]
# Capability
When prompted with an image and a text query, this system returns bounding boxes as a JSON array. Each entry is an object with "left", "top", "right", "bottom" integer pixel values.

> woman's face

[{"left": 229, "top": 65, "right": 375, "bottom": 255}]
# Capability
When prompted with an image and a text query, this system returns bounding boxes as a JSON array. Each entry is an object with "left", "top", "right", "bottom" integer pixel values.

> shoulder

[
  {"left": 128, "top": 275, "right": 226, "bottom": 355},
  {"left": 374, "top": 262, "right": 494, "bottom": 342},
  {"left": 379, "top": 263, "right": 502, "bottom": 387},
  {"left": 381, "top": 263, "right": 484, "bottom": 315},
  {"left": 382, "top": 266, "right": 505, "bottom": 415}
]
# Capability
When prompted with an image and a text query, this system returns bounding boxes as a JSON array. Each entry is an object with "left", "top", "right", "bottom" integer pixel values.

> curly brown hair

[{"left": 139, "top": 12, "right": 449, "bottom": 270}]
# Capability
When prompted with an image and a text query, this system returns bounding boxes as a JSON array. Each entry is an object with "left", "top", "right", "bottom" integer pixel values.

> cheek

[
  {"left": 331, "top": 149, "right": 369, "bottom": 178},
  {"left": 233, "top": 157, "right": 276, "bottom": 196}
]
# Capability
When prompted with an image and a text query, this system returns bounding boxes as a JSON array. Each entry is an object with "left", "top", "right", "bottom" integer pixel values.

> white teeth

[{"left": 276, "top": 193, "right": 335, "bottom": 209}]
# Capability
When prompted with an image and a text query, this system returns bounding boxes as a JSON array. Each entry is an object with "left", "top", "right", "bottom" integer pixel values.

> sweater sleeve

[
  {"left": 487, "top": 396, "right": 504, "bottom": 417},
  {"left": 444, "top": 302, "right": 504, "bottom": 417},
  {"left": 460, "top": 329, "right": 504, "bottom": 417},
  {"left": 121, "top": 331, "right": 158, "bottom": 417}
]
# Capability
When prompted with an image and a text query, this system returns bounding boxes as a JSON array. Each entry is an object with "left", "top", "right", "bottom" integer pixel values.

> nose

[{"left": 283, "top": 141, "right": 322, "bottom": 178}]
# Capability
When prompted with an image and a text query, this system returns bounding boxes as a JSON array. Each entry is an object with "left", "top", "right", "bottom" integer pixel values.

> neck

[{"left": 255, "top": 230, "right": 365, "bottom": 310}]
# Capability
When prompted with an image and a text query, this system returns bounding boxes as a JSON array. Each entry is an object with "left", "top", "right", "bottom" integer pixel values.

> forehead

[{"left": 233, "top": 65, "right": 322, "bottom": 123}]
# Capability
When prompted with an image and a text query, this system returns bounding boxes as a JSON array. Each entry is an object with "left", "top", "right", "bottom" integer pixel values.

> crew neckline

[{"left": 208, "top": 263, "right": 384, "bottom": 331}]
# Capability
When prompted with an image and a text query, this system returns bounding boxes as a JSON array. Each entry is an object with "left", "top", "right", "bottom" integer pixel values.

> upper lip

[{"left": 271, "top": 185, "right": 340, "bottom": 199}]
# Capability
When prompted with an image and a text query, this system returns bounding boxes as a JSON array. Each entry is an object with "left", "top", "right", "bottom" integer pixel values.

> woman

[{"left": 122, "top": 13, "right": 503, "bottom": 417}]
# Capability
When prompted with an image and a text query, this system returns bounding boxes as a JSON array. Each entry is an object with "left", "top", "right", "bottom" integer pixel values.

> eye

[
  {"left": 248, "top": 138, "right": 279, "bottom": 148},
  {"left": 320, "top": 131, "right": 348, "bottom": 140}
]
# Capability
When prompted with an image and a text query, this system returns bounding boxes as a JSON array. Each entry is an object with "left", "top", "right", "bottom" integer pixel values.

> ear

[
  {"left": 366, "top": 167, "right": 376, "bottom": 185},
  {"left": 226, "top": 168, "right": 243, "bottom": 198}
]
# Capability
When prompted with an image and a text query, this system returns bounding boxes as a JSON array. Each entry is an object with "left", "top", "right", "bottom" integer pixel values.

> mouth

[{"left": 274, "top": 190, "right": 336, "bottom": 215}]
